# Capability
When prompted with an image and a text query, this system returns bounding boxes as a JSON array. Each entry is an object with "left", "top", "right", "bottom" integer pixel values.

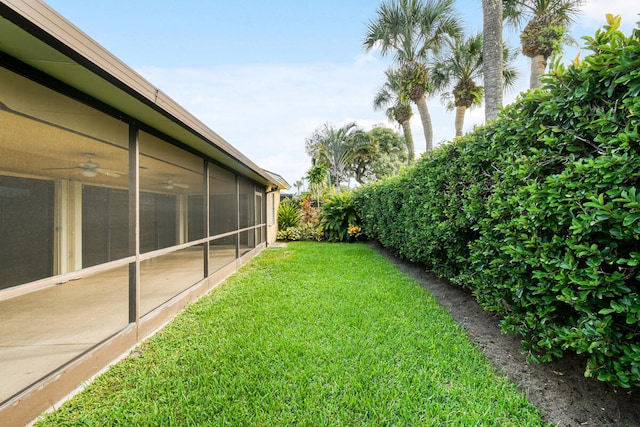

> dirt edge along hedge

[{"left": 353, "top": 17, "right": 640, "bottom": 388}]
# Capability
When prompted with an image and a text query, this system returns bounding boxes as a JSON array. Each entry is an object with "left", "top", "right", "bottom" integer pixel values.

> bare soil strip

[{"left": 371, "top": 242, "right": 639, "bottom": 427}]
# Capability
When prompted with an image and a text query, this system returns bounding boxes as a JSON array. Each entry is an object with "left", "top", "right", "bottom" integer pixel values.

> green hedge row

[{"left": 354, "top": 19, "right": 640, "bottom": 388}]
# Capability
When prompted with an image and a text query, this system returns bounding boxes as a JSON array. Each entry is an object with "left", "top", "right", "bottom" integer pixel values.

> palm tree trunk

[
  {"left": 530, "top": 54, "right": 547, "bottom": 89},
  {"left": 414, "top": 93, "right": 433, "bottom": 152},
  {"left": 482, "top": 0, "right": 503, "bottom": 121},
  {"left": 455, "top": 106, "right": 466, "bottom": 137},
  {"left": 401, "top": 120, "right": 415, "bottom": 164}
]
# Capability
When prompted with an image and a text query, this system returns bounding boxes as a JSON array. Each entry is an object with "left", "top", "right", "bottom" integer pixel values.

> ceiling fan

[
  {"left": 44, "top": 153, "right": 125, "bottom": 178},
  {"left": 151, "top": 175, "right": 189, "bottom": 190}
]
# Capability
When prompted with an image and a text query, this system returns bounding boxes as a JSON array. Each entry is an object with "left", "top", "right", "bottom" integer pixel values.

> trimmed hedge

[{"left": 354, "top": 18, "right": 640, "bottom": 387}]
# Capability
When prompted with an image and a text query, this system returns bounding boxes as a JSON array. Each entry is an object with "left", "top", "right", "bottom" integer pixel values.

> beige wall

[{"left": 266, "top": 190, "right": 282, "bottom": 245}]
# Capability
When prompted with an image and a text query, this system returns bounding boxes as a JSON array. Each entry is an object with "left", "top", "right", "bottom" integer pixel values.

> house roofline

[{"left": 0, "top": 0, "right": 278, "bottom": 187}]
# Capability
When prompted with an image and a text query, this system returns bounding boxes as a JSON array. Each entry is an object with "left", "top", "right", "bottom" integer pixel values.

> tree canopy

[
  {"left": 305, "top": 123, "right": 408, "bottom": 190},
  {"left": 432, "top": 33, "right": 519, "bottom": 136},
  {"left": 504, "top": 0, "right": 584, "bottom": 88},
  {"left": 373, "top": 68, "right": 415, "bottom": 163},
  {"left": 364, "top": 0, "right": 462, "bottom": 151}
]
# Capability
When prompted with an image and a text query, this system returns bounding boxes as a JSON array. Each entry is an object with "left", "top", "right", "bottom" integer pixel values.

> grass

[{"left": 36, "top": 242, "right": 549, "bottom": 426}]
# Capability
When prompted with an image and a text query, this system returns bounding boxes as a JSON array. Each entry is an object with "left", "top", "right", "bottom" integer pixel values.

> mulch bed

[{"left": 370, "top": 242, "right": 639, "bottom": 427}]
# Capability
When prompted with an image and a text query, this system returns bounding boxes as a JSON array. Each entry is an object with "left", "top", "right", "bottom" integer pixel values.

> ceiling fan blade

[
  {"left": 95, "top": 168, "right": 125, "bottom": 178},
  {"left": 42, "top": 167, "right": 80, "bottom": 171}
]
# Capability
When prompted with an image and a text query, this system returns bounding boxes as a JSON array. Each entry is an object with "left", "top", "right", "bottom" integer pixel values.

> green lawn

[{"left": 36, "top": 242, "right": 548, "bottom": 426}]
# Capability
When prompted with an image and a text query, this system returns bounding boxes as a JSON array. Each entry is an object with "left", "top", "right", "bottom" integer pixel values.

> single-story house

[{"left": 0, "top": 1, "right": 289, "bottom": 424}]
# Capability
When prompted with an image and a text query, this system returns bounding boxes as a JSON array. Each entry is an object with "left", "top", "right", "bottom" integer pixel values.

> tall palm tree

[
  {"left": 504, "top": 0, "right": 584, "bottom": 88},
  {"left": 432, "top": 34, "right": 519, "bottom": 136},
  {"left": 482, "top": 0, "right": 503, "bottom": 121},
  {"left": 364, "top": 0, "right": 461, "bottom": 152},
  {"left": 294, "top": 179, "right": 304, "bottom": 196},
  {"left": 305, "top": 122, "right": 364, "bottom": 192},
  {"left": 373, "top": 68, "right": 415, "bottom": 163}
]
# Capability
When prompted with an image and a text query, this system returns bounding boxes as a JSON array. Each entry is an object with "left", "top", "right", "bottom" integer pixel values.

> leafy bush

[
  {"left": 277, "top": 196, "right": 326, "bottom": 242},
  {"left": 299, "top": 195, "right": 321, "bottom": 228},
  {"left": 320, "top": 191, "right": 358, "bottom": 242},
  {"left": 355, "top": 17, "right": 640, "bottom": 388},
  {"left": 276, "top": 226, "right": 302, "bottom": 241},
  {"left": 277, "top": 198, "right": 301, "bottom": 231},
  {"left": 470, "top": 18, "right": 640, "bottom": 387},
  {"left": 276, "top": 223, "right": 324, "bottom": 242},
  {"left": 354, "top": 129, "right": 499, "bottom": 280}
]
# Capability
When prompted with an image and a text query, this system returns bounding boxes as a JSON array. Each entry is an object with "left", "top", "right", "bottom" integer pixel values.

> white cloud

[
  {"left": 136, "top": 58, "right": 390, "bottom": 185},
  {"left": 134, "top": 3, "right": 638, "bottom": 186},
  {"left": 353, "top": 51, "right": 380, "bottom": 67},
  {"left": 580, "top": 1, "right": 638, "bottom": 27},
  {"left": 569, "top": 1, "right": 638, "bottom": 41}
]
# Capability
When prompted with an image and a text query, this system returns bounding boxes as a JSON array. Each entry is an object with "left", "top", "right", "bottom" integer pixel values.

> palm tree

[
  {"left": 504, "top": 0, "right": 584, "bottom": 88},
  {"left": 373, "top": 68, "right": 415, "bottom": 163},
  {"left": 305, "top": 122, "right": 364, "bottom": 192},
  {"left": 482, "top": 0, "right": 503, "bottom": 121},
  {"left": 306, "top": 164, "right": 327, "bottom": 208},
  {"left": 432, "top": 34, "right": 519, "bottom": 136},
  {"left": 294, "top": 179, "right": 304, "bottom": 196},
  {"left": 364, "top": 0, "right": 461, "bottom": 152}
]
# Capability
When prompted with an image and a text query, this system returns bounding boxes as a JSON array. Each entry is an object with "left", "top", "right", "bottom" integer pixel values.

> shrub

[
  {"left": 276, "top": 196, "right": 324, "bottom": 242},
  {"left": 277, "top": 198, "right": 301, "bottom": 231},
  {"left": 320, "top": 191, "right": 358, "bottom": 242},
  {"left": 354, "top": 130, "right": 499, "bottom": 281},
  {"left": 276, "top": 223, "right": 324, "bottom": 242},
  {"left": 277, "top": 226, "right": 302, "bottom": 241},
  {"left": 469, "top": 18, "right": 640, "bottom": 387},
  {"left": 299, "top": 195, "right": 321, "bottom": 228},
  {"left": 354, "top": 17, "right": 640, "bottom": 388}
]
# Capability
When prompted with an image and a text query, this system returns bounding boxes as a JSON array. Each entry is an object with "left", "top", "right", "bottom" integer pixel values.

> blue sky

[{"left": 45, "top": 0, "right": 638, "bottom": 187}]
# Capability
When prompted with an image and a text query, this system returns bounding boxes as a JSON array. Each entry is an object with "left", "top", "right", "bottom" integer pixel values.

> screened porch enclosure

[{"left": 0, "top": 65, "right": 268, "bottom": 405}]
